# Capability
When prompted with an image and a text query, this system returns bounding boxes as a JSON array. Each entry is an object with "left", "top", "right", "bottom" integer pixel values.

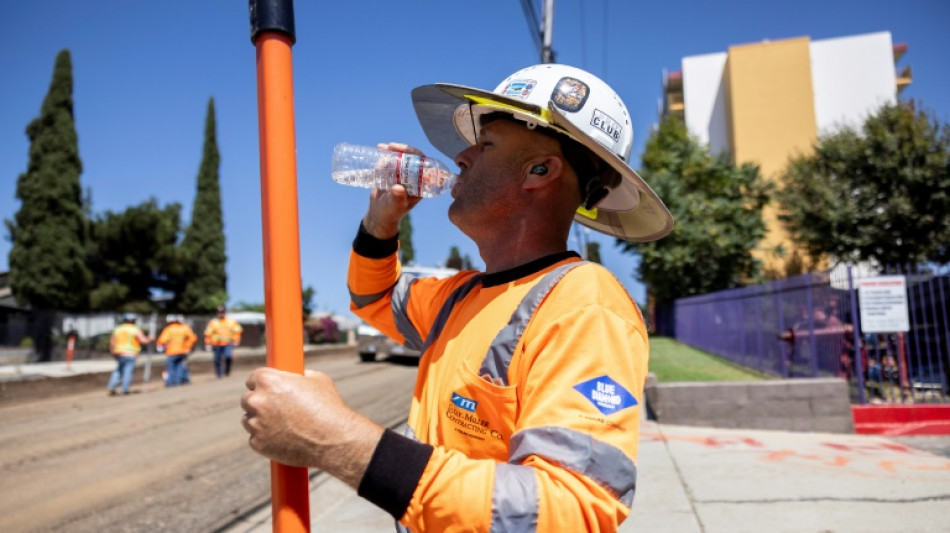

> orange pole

[
  {"left": 66, "top": 334, "right": 75, "bottom": 370},
  {"left": 253, "top": 12, "right": 310, "bottom": 533}
]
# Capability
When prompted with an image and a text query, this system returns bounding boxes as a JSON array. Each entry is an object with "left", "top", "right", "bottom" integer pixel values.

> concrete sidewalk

[
  {"left": 225, "top": 417, "right": 950, "bottom": 533},
  {"left": 0, "top": 349, "right": 220, "bottom": 381}
]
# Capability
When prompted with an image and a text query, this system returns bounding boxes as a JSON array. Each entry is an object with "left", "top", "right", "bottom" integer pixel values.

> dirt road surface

[{"left": 0, "top": 351, "right": 417, "bottom": 532}]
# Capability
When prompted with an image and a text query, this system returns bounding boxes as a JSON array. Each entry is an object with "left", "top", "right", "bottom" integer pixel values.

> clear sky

[{"left": 2, "top": 1, "right": 948, "bottom": 319}]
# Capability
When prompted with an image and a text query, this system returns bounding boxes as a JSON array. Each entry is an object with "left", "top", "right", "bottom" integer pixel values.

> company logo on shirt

[
  {"left": 451, "top": 392, "right": 478, "bottom": 412},
  {"left": 573, "top": 375, "right": 637, "bottom": 416}
]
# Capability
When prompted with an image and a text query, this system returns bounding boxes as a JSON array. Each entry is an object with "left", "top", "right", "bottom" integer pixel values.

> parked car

[{"left": 357, "top": 323, "right": 420, "bottom": 363}]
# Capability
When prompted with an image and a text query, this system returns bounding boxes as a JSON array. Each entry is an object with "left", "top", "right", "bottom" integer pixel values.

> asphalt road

[{"left": 0, "top": 350, "right": 417, "bottom": 533}]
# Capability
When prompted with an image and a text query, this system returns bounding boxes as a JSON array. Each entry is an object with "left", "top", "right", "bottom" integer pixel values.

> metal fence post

[{"left": 847, "top": 266, "right": 866, "bottom": 404}]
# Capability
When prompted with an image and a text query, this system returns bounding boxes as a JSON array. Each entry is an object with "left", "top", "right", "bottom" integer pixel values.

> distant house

[{"left": 0, "top": 271, "right": 32, "bottom": 348}]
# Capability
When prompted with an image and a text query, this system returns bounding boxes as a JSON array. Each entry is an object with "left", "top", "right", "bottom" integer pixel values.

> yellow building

[{"left": 662, "top": 31, "right": 911, "bottom": 276}]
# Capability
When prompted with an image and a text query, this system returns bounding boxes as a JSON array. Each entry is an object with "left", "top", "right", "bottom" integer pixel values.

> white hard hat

[
  {"left": 411, "top": 63, "right": 673, "bottom": 242},
  {"left": 166, "top": 314, "right": 180, "bottom": 323}
]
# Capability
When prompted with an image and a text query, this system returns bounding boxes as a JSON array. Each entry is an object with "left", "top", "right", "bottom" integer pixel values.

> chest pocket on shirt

[
  {"left": 440, "top": 360, "right": 518, "bottom": 460},
  {"left": 434, "top": 262, "right": 587, "bottom": 460}
]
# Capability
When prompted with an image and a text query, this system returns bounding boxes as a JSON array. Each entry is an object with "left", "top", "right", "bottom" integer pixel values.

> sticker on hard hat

[
  {"left": 501, "top": 80, "right": 536, "bottom": 99},
  {"left": 551, "top": 77, "right": 590, "bottom": 113},
  {"left": 573, "top": 375, "right": 638, "bottom": 416},
  {"left": 591, "top": 109, "right": 622, "bottom": 142}
]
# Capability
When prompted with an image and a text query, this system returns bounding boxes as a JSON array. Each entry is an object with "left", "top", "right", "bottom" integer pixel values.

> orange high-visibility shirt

[
  {"left": 111, "top": 323, "right": 144, "bottom": 356},
  {"left": 204, "top": 317, "right": 243, "bottom": 346},
  {"left": 348, "top": 229, "right": 648, "bottom": 533},
  {"left": 157, "top": 323, "right": 197, "bottom": 356}
]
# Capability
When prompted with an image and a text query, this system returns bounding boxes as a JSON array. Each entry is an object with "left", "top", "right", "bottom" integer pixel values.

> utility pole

[
  {"left": 522, "top": 0, "right": 555, "bottom": 63},
  {"left": 541, "top": 0, "right": 555, "bottom": 63}
]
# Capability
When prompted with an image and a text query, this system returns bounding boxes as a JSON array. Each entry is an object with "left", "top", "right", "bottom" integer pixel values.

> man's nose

[{"left": 455, "top": 145, "right": 476, "bottom": 170}]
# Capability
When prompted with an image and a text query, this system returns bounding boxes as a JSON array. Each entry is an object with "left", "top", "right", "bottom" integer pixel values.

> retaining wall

[{"left": 644, "top": 376, "right": 855, "bottom": 433}]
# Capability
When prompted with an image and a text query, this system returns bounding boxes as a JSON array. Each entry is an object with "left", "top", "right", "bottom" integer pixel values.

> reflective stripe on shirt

[
  {"left": 479, "top": 262, "right": 584, "bottom": 386},
  {"left": 510, "top": 426, "right": 637, "bottom": 508}
]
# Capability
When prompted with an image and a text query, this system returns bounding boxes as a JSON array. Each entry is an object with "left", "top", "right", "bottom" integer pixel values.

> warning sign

[{"left": 858, "top": 276, "right": 910, "bottom": 333}]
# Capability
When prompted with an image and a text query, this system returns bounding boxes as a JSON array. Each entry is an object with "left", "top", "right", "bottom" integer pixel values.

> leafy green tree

[
  {"left": 446, "top": 246, "right": 462, "bottom": 270},
  {"left": 462, "top": 254, "right": 473, "bottom": 270},
  {"left": 233, "top": 286, "right": 316, "bottom": 319},
  {"left": 6, "top": 50, "right": 90, "bottom": 313},
  {"left": 617, "top": 116, "right": 771, "bottom": 304},
  {"left": 777, "top": 102, "right": 950, "bottom": 267},
  {"left": 86, "top": 199, "right": 182, "bottom": 312},
  {"left": 178, "top": 98, "right": 227, "bottom": 312},
  {"left": 399, "top": 214, "right": 415, "bottom": 265},
  {"left": 231, "top": 301, "right": 265, "bottom": 313}
]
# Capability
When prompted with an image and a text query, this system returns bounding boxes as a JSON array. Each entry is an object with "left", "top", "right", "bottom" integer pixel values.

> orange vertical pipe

[
  {"left": 254, "top": 31, "right": 310, "bottom": 532},
  {"left": 66, "top": 334, "right": 75, "bottom": 370}
]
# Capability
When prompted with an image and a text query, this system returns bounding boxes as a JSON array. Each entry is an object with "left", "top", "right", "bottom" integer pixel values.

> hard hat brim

[{"left": 411, "top": 83, "right": 673, "bottom": 242}]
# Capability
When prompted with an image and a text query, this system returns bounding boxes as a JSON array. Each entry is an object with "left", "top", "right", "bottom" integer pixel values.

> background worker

[
  {"left": 242, "top": 64, "right": 673, "bottom": 532},
  {"left": 156, "top": 314, "right": 197, "bottom": 387},
  {"left": 107, "top": 313, "right": 152, "bottom": 396},
  {"left": 204, "top": 306, "right": 242, "bottom": 378}
]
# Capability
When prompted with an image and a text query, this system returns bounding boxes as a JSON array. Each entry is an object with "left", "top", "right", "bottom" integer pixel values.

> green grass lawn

[{"left": 648, "top": 336, "right": 771, "bottom": 382}]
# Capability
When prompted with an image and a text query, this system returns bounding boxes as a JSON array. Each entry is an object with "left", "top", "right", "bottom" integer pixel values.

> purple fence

[{"left": 674, "top": 264, "right": 950, "bottom": 405}]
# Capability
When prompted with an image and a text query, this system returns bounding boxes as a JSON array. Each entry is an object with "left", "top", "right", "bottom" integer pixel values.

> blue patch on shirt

[
  {"left": 451, "top": 392, "right": 478, "bottom": 412},
  {"left": 573, "top": 375, "right": 638, "bottom": 415}
]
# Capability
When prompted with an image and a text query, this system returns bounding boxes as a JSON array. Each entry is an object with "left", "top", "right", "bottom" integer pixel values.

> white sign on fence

[{"left": 858, "top": 275, "right": 910, "bottom": 333}]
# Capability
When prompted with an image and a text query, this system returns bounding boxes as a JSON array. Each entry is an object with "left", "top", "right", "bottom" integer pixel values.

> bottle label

[{"left": 395, "top": 152, "right": 425, "bottom": 196}]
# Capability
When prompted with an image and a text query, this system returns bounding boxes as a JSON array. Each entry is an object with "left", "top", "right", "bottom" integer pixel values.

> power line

[
  {"left": 603, "top": 0, "right": 609, "bottom": 79},
  {"left": 579, "top": 0, "right": 588, "bottom": 68},
  {"left": 520, "top": 0, "right": 543, "bottom": 56}
]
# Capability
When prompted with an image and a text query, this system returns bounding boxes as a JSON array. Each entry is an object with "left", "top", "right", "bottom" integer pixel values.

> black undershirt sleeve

[
  {"left": 353, "top": 222, "right": 399, "bottom": 259},
  {"left": 357, "top": 428, "right": 434, "bottom": 520}
]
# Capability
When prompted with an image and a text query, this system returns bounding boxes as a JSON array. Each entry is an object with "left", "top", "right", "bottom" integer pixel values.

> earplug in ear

[{"left": 530, "top": 164, "right": 548, "bottom": 175}]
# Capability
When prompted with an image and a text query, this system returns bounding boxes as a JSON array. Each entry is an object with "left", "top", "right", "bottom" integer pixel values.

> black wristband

[{"left": 357, "top": 428, "right": 434, "bottom": 520}]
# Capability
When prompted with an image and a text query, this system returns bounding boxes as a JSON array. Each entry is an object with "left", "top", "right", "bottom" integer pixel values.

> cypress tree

[
  {"left": 7, "top": 50, "right": 90, "bottom": 313},
  {"left": 585, "top": 241, "right": 602, "bottom": 264},
  {"left": 178, "top": 98, "right": 227, "bottom": 313},
  {"left": 445, "top": 246, "right": 462, "bottom": 270},
  {"left": 399, "top": 214, "right": 415, "bottom": 265}
]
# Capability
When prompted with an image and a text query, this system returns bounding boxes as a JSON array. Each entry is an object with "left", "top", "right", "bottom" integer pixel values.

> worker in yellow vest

[
  {"left": 107, "top": 313, "right": 153, "bottom": 396},
  {"left": 204, "top": 306, "right": 243, "bottom": 378},
  {"left": 157, "top": 314, "right": 197, "bottom": 387}
]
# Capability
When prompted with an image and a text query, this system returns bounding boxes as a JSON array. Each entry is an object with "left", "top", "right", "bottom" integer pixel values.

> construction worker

[
  {"left": 107, "top": 313, "right": 152, "bottom": 396},
  {"left": 156, "top": 314, "right": 197, "bottom": 387},
  {"left": 242, "top": 64, "right": 673, "bottom": 531},
  {"left": 204, "top": 306, "right": 242, "bottom": 378}
]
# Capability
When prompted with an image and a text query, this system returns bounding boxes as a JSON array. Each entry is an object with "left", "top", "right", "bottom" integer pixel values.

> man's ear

[{"left": 522, "top": 157, "right": 563, "bottom": 189}]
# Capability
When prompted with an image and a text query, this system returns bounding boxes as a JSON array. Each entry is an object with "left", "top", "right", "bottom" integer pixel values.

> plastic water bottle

[{"left": 331, "top": 143, "right": 457, "bottom": 198}]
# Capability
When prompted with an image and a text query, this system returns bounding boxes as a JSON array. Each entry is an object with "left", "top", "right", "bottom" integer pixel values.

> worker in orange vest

[
  {"left": 107, "top": 313, "right": 153, "bottom": 396},
  {"left": 157, "top": 314, "right": 197, "bottom": 387},
  {"left": 204, "top": 306, "right": 243, "bottom": 378}
]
